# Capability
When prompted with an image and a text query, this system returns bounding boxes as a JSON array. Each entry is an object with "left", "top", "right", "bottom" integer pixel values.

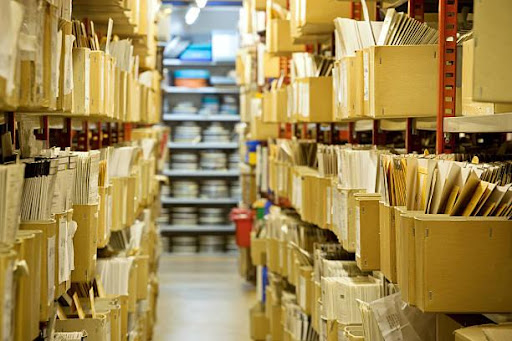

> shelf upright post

[
  {"left": 64, "top": 118, "right": 73, "bottom": 149},
  {"left": 7, "top": 112, "right": 16, "bottom": 147},
  {"left": 348, "top": 121, "right": 356, "bottom": 144},
  {"left": 437, "top": 0, "right": 458, "bottom": 154},
  {"left": 97, "top": 121, "right": 103, "bottom": 149},
  {"left": 83, "top": 120, "right": 90, "bottom": 151},
  {"left": 406, "top": 0, "right": 424, "bottom": 153},
  {"left": 124, "top": 122, "right": 132, "bottom": 141},
  {"left": 41, "top": 115, "right": 50, "bottom": 148}
]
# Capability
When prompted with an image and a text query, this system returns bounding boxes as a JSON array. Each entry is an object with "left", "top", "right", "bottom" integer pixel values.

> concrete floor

[{"left": 153, "top": 252, "right": 255, "bottom": 341}]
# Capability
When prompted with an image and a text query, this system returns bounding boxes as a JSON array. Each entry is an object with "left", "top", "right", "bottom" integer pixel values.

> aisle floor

[{"left": 153, "top": 252, "right": 255, "bottom": 341}]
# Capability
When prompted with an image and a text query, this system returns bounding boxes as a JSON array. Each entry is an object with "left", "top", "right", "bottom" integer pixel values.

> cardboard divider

[
  {"left": 14, "top": 230, "right": 42, "bottom": 341},
  {"left": 72, "top": 204, "right": 98, "bottom": 283},
  {"left": 19, "top": 220, "right": 57, "bottom": 322},
  {"left": 354, "top": 194, "right": 381, "bottom": 271}
]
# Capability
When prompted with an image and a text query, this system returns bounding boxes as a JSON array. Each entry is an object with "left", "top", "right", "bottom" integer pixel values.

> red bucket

[{"left": 230, "top": 208, "right": 254, "bottom": 248}]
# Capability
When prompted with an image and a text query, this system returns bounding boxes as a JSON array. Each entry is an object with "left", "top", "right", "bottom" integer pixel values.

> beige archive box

[
  {"left": 295, "top": 77, "right": 333, "bottom": 122},
  {"left": 473, "top": 0, "right": 512, "bottom": 103},
  {"left": 250, "top": 114, "right": 279, "bottom": 140},
  {"left": 19, "top": 220, "right": 56, "bottom": 322},
  {"left": 72, "top": 47, "right": 91, "bottom": 116},
  {"left": 136, "top": 255, "right": 150, "bottom": 300},
  {"left": 0, "top": 247, "right": 16, "bottom": 340},
  {"left": 364, "top": 45, "right": 438, "bottom": 118},
  {"left": 55, "top": 313, "right": 110, "bottom": 341},
  {"left": 98, "top": 186, "right": 112, "bottom": 248},
  {"left": 338, "top": 188, "right": 366, "bottom": 252},
  {"left": 76, "top": 297, "right": 122, "bottom": 341},
  {"left": 455, "top": 324, "right": 512, "bottom": 341},
  {"left": 354, "top": 194, "right": 381, "bottom": 272},
  {"left": 414, "top": 216, "right": 512, "bottom": 313},
  {"left": 335, "top": 53, "right": 364, "bottom": 120},
  {"left": 250, "top": 302, "right": 269, "bottom": 341},
  {"left": 89, "top": 50, "right": 106, "bottom": 117},
  {"left": 14, "top": 230, "right": 42, "bottom": 341},
  {"left": 267, "top": 19, "right": 305, "bottom": 55},
  {"left": 57, "top": 21, "right": 73, "bottom": 112},
  {"left": 105, "top": 54, "right": 116, "bottom": 118},
  {"left": 461, "top": 39, "right": 512, "bottom": 116},
  {"left": 54, "top": 211, "right": 71, "bottom": 297},
  {"left": 250, "top": 232, "right": 267, "bottom": 266},
  {"left": 297, "top": 266, "right": 313, "bottom": 315},
  {"left": 128, "top": 259, "right": 139, "bottom": 312},
  {"left": 379, "top": 202, "right": 399, "bottom": 283},
  {"left": 72, "top": 204, "right": 98, "bottom": 283},
  {"left": 293, "top": 0, "right": 352, "bottom": 35},
  {"left": 110, "top": 177, "right": 125, "bottom": 231}
]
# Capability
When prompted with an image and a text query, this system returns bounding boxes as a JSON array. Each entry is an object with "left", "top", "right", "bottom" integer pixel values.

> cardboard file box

[
  {"left": 250, "top": 302, "right": 269, "bottom": 341},
  {"left": 267, "top": 19, "right": 305, "bottom": 54},
  {"left": 250, "top": 232, "right": 267, "bottom": 266},
  {"left": 126, "top": 176, "right": 137, "bottom": 227},
  {"left": 128, "top": 260, "right": 138, "bottom": 312},
  {"left": 55, "top": 314, "right": 109, "bottom": 341},
  {"left": 19, "top": 220, "right": 56, "bottom": 322},
  {"left": 14, "top": 230, "right": 42, "bottom": 341},
  {"left": 273, "top": 88, "right": 288, "bottom": 122},
  {"left": 72, "top": 47, "right": 91, "bottom": 115},
  {"left": 136, "top": 255, "right": 150, "bottom": 300},
  {"left": 295, "top": 0, "right": 352, "bottom": 35},
  {"left": 364, "top": 45, "right": 438, "bottom": 118},
  {"left": 279, "top": 240, "right": 288, "bottom": 277},
  {"left": 461, "top": 40, "right": 512, "bottom": 116},
  {"left": 414, "top": 216, "right": 512, "bottom": 312},
  {"left": 263, "top": 52, "right": 281, "bottom": 79},
  {"left": 250, "top": 114, "right": 279, "bottom": 140},
  {"left": 295, "top": 77, "right": 333, "bottom": 122},
  {"left": 72, "top": 204, "right": 98, "bottom": 283},
  {"left": 336, "top": 53, "right": 364, "bottom": 120},
  {"left": 338, "top": 188, "right": 366, "bottom": 252},
  {"left": 379, "top": 202, "right": 399, "bottom": 283},
  {"left": 263, "top": 90, "right": 274, "bottom": 122},
  {"left": 117, "top": 69, "right": 128, "bottom": 121},
  {"left": 57, "top": 21, "right": 73, "bottom": 112},
  {"left": 0, "top": 247, "right": 16, "bottom": 340},
  {"left": 89, "top": 50, "right": 105, "bottom": 116},
  {"left": 53, "top": 211, "right": 71, "bottom": 298},
  {"left": 269, "top": 303, "right": 283, "bottom": 341},
  {"left": 104, "top": 54, "right": 116, "bottom": 118},
  {"left": 266, "top": 238, "right": 281, "bottom": 273},
  {"left": 77, "top": 297, "right": 122, "bottom": 341},
  {"left": 110, "top": 177, "right": 125, "bottom": 231},
  {"left": 98, "top": 186, "right": 112, "bottom": 248},
  {"left": 297, "top": 266, "right": 313, "bottom": 315},
  {"left": 354, "top": 194, "right": 381, "bottom": 271},
  {"left": 454, "top": 324, "right": 512, "bottom": 341}
]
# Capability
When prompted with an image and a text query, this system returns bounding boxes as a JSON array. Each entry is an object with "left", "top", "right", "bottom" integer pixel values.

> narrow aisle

[{"left": 154, "top": 253, "right": 255, "bottom": 341}]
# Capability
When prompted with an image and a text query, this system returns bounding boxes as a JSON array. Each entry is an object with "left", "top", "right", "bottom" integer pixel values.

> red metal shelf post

[{"left": 437, "top": 0, "right": 458, "bottom": 154}]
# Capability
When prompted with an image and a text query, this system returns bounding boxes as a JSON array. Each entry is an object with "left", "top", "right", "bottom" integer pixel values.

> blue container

[{"left": 174, "top": 69, "right": 210, "bottom": 79}]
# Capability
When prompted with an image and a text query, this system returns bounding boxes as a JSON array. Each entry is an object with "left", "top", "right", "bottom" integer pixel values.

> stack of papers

[
  {"left": 282, "top": 293, "right": 317, "bottom": 341},
  {"left": 20, "top": 158, "right": 58, "bottom": 221},
  {"left": 334, "top": 18, "right": 383, "bottom": 59},
  {"left": 0, "top": 163, "right": 25, "bottom": 244},
  {"left": 358, "top": 300, "right": 384, "bottom": 341},
  {"left": 51, "top": 152, "right": 77, "bottom": 214},
  {"left": 72, "top": 151, "right": 100, "bottom": 205},
  {"left": 96, "top": 256, "right": 135, "bottom": 296},
  {"left": 336, "top": 147, "right": 383, "bottom": 193},
  {"left": 317, "top": 144, "right": 338, "bottom": 177},
  {"left": 109, "top": 146, "right": 137, "bottom": 178},
  {"left": 377, "top": 8, "right": 439, "bottom": 46}
]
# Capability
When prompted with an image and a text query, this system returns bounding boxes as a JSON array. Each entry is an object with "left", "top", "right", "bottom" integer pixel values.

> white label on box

[
  {"left": 2, "top": 260, "right": 13, "bottom": 341},
  {"left": 58, "top": 217, "right": 67, "bottom": 283},
  {"left": 355, "top": 206, "right": 361, "bottom": 258},
  {"left": 47, "top": 236, "right": 55, "bottom": 305},
  {"left": 363, "top": 52, "right": 370, "bottom": 101}
]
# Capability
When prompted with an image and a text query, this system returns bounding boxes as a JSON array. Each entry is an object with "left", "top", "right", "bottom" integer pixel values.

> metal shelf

[
  {"left": 443, "top": 113, "right": 512, "bottom": 133},
  {"left": 163, "top": 59, "right": 236, "bottom": 67},
  {"left": 159, "top": 224, "right": 235, "bottom": 233},
  {"left": 160, "top": 197, "right": 240, "bottom": 205},
  {"left": 163, "top": 169, "right": 240, "bottom": 177},
  {"left": 163, "top": 85, "right": 239, "bottom": 94},
  {"left": 163, "top": 114, "right": 240, "bottom": 122},
  {"left": 167, "top": 142, "right": 238, "bottom": 149}
]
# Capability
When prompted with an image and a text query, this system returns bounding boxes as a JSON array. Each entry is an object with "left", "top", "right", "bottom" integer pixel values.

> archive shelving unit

[{"left": 160, "top": 58, "right": 241, "bottom": 251}]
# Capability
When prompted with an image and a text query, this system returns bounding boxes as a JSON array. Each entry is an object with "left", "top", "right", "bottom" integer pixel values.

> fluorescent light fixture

[
  {"left": 195, "top": 0, "right": 208, "bottom": 8},
  {"left": 185, "top": 6, "right": 200, "bottom": 25}
]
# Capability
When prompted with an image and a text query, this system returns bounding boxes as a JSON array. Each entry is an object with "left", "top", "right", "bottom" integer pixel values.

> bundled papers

[
  {"left": 96, "top": 257, "right": 135, "bottom": 296},
  {"left": 72, "top": 151, "right": 100, "bottom": 205},
  {"left": 20, "top": 158, "right": 58, "bottom": 221},
  {"left": 51, "top": 152, "right": 77, "bottom": 214},
  {"left": 377, "top": 9, "right": 439, "bottom": 46}
]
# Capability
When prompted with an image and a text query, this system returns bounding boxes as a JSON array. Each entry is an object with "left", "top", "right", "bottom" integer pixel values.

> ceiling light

[{"left": 185, "top": 6, "right": 200, "bottom": 25}]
